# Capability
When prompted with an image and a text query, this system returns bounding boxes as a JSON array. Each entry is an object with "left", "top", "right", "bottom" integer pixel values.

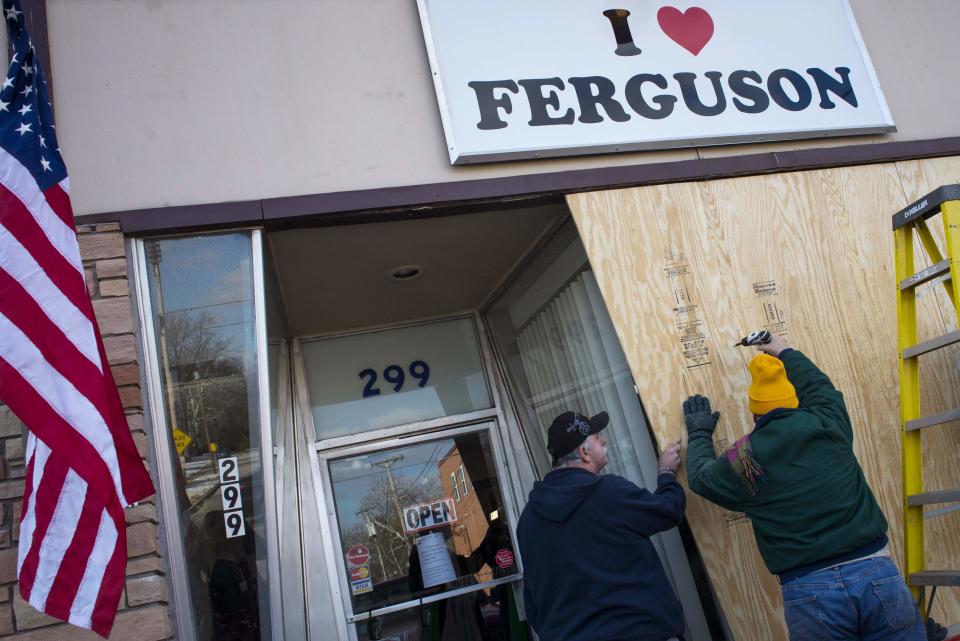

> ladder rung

[
  {"left": 906, "top": 407, "right": 960, "bottom": 431},
  {"left": 899, "top": 259, "right": 951, "bottom": 291},
  {"left": 908, "top": 571, "right": 960, "bottom": 587},
  {"left": 907, "top": 489, "right": 960, "bottom": 506},
  {"left": 902, "top": 330, "right": 960, "bottom": 359}
]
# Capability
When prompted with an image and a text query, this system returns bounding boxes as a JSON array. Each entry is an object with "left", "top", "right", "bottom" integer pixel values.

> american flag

[{"left": 0, "top": 0, "right": 154, "bottom": 636}]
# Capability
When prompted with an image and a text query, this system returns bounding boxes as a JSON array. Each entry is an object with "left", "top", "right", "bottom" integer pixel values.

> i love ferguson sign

[{"left": 415, "top": 1, "right": 895, "bottom": 164}]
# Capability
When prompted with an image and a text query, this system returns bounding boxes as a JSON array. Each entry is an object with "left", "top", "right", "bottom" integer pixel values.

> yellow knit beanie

[{"left": 748, "top": 354, "right": 799, "bottom": 415}]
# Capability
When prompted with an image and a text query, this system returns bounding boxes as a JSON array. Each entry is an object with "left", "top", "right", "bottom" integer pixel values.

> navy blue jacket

[{"left": 516, "top": 467, "right": 686, "bottom": 641}]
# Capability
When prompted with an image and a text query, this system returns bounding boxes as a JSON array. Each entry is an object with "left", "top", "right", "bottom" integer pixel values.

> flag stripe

[
  {"left": 0, "top": 313, "right": 127, "bottom": 502},
  {"left": 0, "top": 269, "right": 111, "bottom": 413},
  {"left": 29, "top": 470, "right": 88, "bottom": 610},
  {"left": 0, "top": 228, "right": 100, "bottom": 368},
  {"left": 69, "top": 509, "right": 117, "bottom": 627},
  {"left": 17, "top": 437, "right": 46, "bottom": 576},
  {"left": 0, "top": 145, "right": 81, "bottom": 270},
  {"left": 89, "top": 529, "right": 126, "bottom": 637},
  {"left": 23, "top": 430, "right": 36, "bottom": 471},
  {"left": 0, "top": 264, "right": 153, "bottom": 504},
  {"left": 95, "top": 332, "right": 152, "bottom": 504},
  {"left": 17, "top": 457, "right": 69, "bottom": 600},
  {"left": 0, "top": 183, "right": 94, "bottom": 323},
  {"left": 41, "top": 182, "right": 73, "bottom": 229},
  {"left": 44, "top": 486, "right": 103, "bottom": 621},
  {"left": 0, "top": 353, "right": 128, "bottom": 516}
]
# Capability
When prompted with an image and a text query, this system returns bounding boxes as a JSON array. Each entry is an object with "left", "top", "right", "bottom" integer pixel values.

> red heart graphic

[{"left": 657, "top": 6, "right": 714, "bottom": 56}]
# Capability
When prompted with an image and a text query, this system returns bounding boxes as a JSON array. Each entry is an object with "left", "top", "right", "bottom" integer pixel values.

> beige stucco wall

[{"left": 44, "top": 0, "right": 960, "bottom": 217}]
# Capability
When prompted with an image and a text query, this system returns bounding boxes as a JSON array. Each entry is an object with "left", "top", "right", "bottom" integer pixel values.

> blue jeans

[{"left": 780, "top": 556, "right": 926, "bottom": 641}]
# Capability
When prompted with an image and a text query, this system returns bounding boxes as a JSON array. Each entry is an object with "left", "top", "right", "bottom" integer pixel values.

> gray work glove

[{"left": 683, "top": 394, "right": 720, "bottom": 441}]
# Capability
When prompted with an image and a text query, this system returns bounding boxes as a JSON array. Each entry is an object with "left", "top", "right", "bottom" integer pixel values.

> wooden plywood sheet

[{"left": 567, "top": 159, "right": 960, "bottom": 639}]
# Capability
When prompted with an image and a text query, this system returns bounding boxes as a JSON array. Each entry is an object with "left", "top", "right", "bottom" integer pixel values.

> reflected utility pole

[
  {"left": 373, "top": 456, "right": 405, "bottom": 529},
  {"left": 357, "top": 506, "right": 388, "bottom": 579},
  {"left": 146, "top": 244, "right": 181, "bottom": 453}
]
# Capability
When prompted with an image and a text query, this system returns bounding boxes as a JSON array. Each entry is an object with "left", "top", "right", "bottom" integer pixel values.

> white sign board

[
  {"left": 416, "top": 532, "right": 457, "bottom": 588},
  {"left": 217, "top": 457, "right": 246, "bottom": 539},
  {"left": 416, "top": 0, "right": 895, "bottom": 164}
]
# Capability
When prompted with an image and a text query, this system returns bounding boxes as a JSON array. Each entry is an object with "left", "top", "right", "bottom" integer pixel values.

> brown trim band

[{"left": 76, "top": 136, "right": 960, "bottom": 234}]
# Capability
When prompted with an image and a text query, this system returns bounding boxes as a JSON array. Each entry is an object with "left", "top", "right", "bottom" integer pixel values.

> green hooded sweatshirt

[{"left": 686, "top": 349, "right": 888, "bottom": 576}]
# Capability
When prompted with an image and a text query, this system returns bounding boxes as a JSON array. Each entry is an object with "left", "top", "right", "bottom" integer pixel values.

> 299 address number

[{"left": 359, "top": 361, "right": 430, "bottom": 398}]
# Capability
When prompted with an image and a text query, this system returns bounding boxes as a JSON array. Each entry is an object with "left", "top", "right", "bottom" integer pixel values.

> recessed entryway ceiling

[{"left": 268, "top": 205, "right": 566, "bottom": 336}]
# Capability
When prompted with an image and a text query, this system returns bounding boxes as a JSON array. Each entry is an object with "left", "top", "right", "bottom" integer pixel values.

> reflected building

[{"left": 438, "top": 446, "right": 488, "bottom": 570}]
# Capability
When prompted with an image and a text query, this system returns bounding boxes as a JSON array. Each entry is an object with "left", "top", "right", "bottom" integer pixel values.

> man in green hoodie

[{"left": 683, "top": 334, "right": 925, "bottom": 641}]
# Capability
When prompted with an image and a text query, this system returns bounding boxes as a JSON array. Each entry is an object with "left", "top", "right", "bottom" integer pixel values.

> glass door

[
  {"left": 294, "top": 315, "right": 531, "bottom": 641},
  {"left": 316, "top": 422, "right": 523, "bottom": 641}
]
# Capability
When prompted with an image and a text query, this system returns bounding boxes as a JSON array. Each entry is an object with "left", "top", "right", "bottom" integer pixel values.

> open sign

[{"left": 402, "top": 498, "right": 458, "bottom": 533}]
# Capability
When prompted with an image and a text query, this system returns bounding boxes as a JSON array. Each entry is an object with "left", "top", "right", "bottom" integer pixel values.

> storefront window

[
  {"left": 484, "top": 227, "right": 712, "bottom": 640},
  {"left": 485, "top": 238, "right": 653, "bottom": 483},
  {"left": 143, "top": 232, "right": 273, "bottom": 641},
  {"left": 325, "top": 428, "right": 519, "bottom": 621},
  {"left": 301, "top": 318, "right": 493, "bottom": 440}
]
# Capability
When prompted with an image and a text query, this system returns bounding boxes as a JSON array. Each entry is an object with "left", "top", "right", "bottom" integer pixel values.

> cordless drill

[{"left": 734, "top": 330, "right": 773, "bottom": 347}]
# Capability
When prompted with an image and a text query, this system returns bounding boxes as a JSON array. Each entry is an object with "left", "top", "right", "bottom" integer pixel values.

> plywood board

[{"left": 567, "top": 159, "right": 960, "bottom": 639}]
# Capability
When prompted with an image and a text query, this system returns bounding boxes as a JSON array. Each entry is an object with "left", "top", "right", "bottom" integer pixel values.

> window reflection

[
  {"left": 328, "top": 430, "right": 518, "bottom": 618},
  {"left": 144, "top": 233, "right": 272, "bottom": 641}
]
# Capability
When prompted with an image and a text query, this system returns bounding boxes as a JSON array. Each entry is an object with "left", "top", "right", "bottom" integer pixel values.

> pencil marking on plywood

[
  {"left": 666, "top": 252, "right": 713, "bottom": 369},
  {"left": 724, "top": 511, "right": 752, "bottom": 530},
  {"left": 753, "top": 280, "right": 778, "bottom": 297},
  {"left": 752, "top": 279, "right": 789, "bottom": 337}
]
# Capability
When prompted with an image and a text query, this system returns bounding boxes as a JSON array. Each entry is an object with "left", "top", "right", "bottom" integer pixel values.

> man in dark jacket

[
  {"left": 684, "top": 334, "right": 925, "bottom": 640},
  {"left": 516, "top": 410, "right": 686, "bottom": 641}
]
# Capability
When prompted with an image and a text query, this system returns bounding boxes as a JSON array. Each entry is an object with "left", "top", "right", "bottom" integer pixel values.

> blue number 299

[{"left": 359, "top": 361, "right": 430, "bottom": 398}]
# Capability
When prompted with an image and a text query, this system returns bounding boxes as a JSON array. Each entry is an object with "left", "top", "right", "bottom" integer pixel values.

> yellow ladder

[{"left": 893, "top": 184, "right": 960, "bottom": 616}]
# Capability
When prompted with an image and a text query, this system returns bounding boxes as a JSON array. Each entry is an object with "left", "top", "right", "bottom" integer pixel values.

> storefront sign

[
  {"left": 349, "top": 566, "right": 370, "bottom": 581},
  {"left": 217, "top": 456, "right": 247, "bottom": 538},
  {"left": 346, "top": 544, "right": 370, "bottom": 568},
  {"left": 416, "top": 1, "right": 894, "bottom": 164},
  {"left": 402, "top": 498, "right": 457, "bottom": 533},
  {"left": 350, "top": 576, "right": 373, "bottom": 596},
  {"left": 416, "top": 532, "right": 457, "bottom": 588},
  {"left": 348, "top": 558, "right": 373, "bottom": 595}
]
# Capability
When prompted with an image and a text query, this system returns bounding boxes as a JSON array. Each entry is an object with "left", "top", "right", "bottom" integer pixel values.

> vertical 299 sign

[{"left": 218, "top": 457, "right": 246, "bottom": 538}]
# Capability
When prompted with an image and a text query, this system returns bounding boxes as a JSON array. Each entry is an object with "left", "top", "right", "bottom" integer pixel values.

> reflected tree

[
  {"left": 345, "top": 475, "right": 442, "bottom": 585},
  {"left": 161, "top": 309, "right": 251, "bottom": 454}
]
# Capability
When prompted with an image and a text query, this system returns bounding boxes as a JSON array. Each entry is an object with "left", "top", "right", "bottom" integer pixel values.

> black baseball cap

[{"left": 547, "top": 411, "right": 609, "bottom": 462}]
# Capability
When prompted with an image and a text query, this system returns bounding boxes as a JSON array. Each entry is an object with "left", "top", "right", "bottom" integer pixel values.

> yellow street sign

[{"left": 172, "top": 428, "right": 192, "bottom": 455}]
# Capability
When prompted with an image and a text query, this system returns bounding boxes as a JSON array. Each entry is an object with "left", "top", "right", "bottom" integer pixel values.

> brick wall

[{"left": 0, "top": 223, "right": 173, "bottom": 640}]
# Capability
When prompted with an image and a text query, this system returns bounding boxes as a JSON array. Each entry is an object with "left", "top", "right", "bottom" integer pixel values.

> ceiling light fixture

[{"left": 387, "top": 265, "right": 423, "bottom": 282}]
